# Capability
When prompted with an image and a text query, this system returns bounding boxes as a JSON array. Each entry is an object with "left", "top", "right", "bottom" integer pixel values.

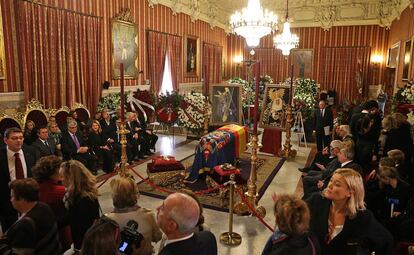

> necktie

[
  {"left": 321, "top": 109, "right": 324, "bottom": 118},
  {"left": 14, "top": 153, "right": 24, "bottom": 179},
  {"left": 44, "top": 140, "right": 49, "bottom": 147},
  {"left": 72, "top": 134, "right": 80, "bottom": 149}
]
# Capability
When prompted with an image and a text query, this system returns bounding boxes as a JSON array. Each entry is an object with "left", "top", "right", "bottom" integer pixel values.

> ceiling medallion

[
  {"left": 273, "top": 0, "right": 299, "bottom": 56},
  {"left": 229, "top": 0, "right": 278, "bottom": 48}
]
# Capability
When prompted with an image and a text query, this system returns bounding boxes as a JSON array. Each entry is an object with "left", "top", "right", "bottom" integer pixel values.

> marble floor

[{"left": 97, "top": 130, "right": 311, "bottom": 255}]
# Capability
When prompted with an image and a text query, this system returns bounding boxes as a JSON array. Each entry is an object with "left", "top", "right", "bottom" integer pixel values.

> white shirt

[
  {"left": 164, "top": 233, "right": 194, "bottom": 247},
  {"left": 341, "top": 160, "right": 352, "bottom": 167},
  {"left": 7, "top": 147, "right": 28, "bottom": 181}
]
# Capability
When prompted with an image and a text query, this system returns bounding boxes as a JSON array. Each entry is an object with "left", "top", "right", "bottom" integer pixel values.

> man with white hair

[{"left": 157, "top": 193, "right": 217, "bottom": 255}]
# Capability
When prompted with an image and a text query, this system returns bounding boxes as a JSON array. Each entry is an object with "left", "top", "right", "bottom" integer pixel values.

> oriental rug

[{"left": 137, "top": 152, "right": 285, "bottom": 212}]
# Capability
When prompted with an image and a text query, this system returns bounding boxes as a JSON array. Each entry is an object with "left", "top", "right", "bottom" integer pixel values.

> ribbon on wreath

[
  {"left": 181, "top": 103, "right": 205, "bottom": 127},
  {"left": 156, "top": 106, "right": 177, "bottom": 123},
  {"left": 127, "top": 93, "right": 155, "bottom": 122}
]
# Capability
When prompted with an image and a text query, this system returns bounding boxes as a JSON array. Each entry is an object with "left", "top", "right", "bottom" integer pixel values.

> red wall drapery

[
  {"left": 147, "top": 31, "right": 167, "bottom": 95},
  {"left": 319, "top": 46, "right": 371, "bottom": 103},
  {"left": 202, "top": 42, "right": 222, "bottom": 92},
  {"left": 166, "top": 35, "right": 182, "bottom": 91},
  {"left": 17, "top": 1, "right": 102, "bottom": 113}
]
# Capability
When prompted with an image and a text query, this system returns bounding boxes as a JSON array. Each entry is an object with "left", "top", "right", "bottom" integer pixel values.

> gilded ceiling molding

[
  {"left": 147, "top": 0, "right": 160, "bottom": 8},
  {"left": 317, "top": 5, "right": 338, "bottom": 31},
  {"left": 377, "top": 0, "right": 402, "bottom": 29},
  {"left": 170, "top": 0, "right": 182, "bottom": 15},
  {"left": 189, "top": 0, "right": 201, "bottom": 22}
]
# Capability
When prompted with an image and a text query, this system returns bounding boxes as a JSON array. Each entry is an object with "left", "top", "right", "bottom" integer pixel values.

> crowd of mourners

[{"left": 0, "top": 99, "right": 414, "bottom": 255}]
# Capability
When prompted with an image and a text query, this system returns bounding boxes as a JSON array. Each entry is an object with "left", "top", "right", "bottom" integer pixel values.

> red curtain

[
  {"left": 319, "top": 46, "right": 371, "bottom": 103},
  {"left": 202, "top": 43, "right": 222, "bottom": 92},
  {"left": 17, "top": 1, "right": 102, "bottom": 113},
  {"left": 166, "top": 35, "right": 182, "bottom": 91},
  {"left": 252, "top": 48, "right": 287, "bottom": 83},
  {"left": 147, "top": 31, "right": 168, "bottom": 95}
]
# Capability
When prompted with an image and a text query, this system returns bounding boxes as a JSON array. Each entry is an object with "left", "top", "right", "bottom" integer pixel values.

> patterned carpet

[{"left": 137, "top": 152, "right": 285, "bottom": 212}]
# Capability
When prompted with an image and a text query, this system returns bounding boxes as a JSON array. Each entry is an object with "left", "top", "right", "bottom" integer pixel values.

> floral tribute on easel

[
  {"left": 290, "top": 78, "right": 319, "bottom": 120},
  {"left": 229, "top": 77, "right": 252, "bottom": 109},
  {"left": 97, "top": 92, "right": 130, "bottom": 113},
  {"left": 178, "top": 92, "right": 206, "bottom": 133},
  {"left": 127, "top": 89, "right": 156, "bottom": 122},
  {"left": 155, "top": 91, "right": 184, "bottom": 125}
]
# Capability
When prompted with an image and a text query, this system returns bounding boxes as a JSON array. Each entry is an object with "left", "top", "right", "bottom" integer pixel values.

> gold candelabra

[
  {"left": 280, "top": 104, "right": 296, "bottom": 158},
  {"left": 203, "top": 96, "right": 210, "bottom": 135},
  {"left": 117, "top": 121, "right": 130, "bottom": 177}
]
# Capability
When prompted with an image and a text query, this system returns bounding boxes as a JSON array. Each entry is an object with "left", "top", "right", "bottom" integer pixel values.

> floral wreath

[
  {"left": 156, "top": 91, "right": 184, "bottom": 125},
  {"left": 394, "top": 81, "right": 414, "bottom": 105},
  {"left": 97, "top": 92, "right": 130, "bottom": 113},
  {"left": 127, "top": 89, "right": 156, "bottom": 122},
  {"left": 229, "top": 77, "right": 252, "bottom": 109},
  {"left": 178, "top": 92, "right": 206, "bottom": 133},
  {"left": 288, "top": 78, "right": 319, "bottom": 120}
]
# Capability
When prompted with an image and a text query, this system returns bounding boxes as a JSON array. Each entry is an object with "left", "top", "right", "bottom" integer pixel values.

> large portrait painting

[
  {"left": 111, "top": 19, "right": 138, "bottom": 79},
  {"left": 210, "top": 83, "right": 242, "bottom": 125},
  {"left": 0, "top": 3, "right": 6, "bottom": 80},
  {"left": 259, "top": 84, "right": 292, "bottom": 130},
  {"left": 402, "top": 39, "right": 412, "bottom": 81},
  {"left": 291, "top": 49, "right": 313, "bottom": 79},
  {"left": 184, "top": 35, "right": 200, "bottom": 78}
]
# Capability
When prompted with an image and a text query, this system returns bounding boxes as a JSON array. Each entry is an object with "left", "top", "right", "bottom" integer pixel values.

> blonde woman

[
  {"left": 60, "top": 160, "right": 100, "bottom": 254},
  {"left": 306, "top": 168, "right": 392, "bottom": 255},
  {"left": 106, "top": 177, "right": 162, "bottom": 255}
]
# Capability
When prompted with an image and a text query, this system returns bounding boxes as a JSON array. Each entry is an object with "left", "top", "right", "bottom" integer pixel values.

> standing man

[
  {"left": 314, "top": 100, "right": 333, "bottom": 152},
  {"left": 0, "top": 127, "right": 37, "bottom": 232},
  {"left": 157, "top": 193, "right": 217, "bottom": 255}
]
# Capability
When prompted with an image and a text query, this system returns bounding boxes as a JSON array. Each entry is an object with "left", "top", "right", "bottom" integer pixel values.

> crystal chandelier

[
  {"left": 230, "top": 0, "right": 278, "bottom": 48},
  {"left": 273, "top": 0, "right": 299, "bottom": 56}
]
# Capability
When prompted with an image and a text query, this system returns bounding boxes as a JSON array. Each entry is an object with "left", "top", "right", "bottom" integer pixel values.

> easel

[{"left": 292, "top": 111, "right": 307, "bottom": 148}]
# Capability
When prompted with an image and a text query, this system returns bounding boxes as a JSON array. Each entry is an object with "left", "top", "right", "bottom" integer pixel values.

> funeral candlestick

[
  {"left": 118, "top": 63, "right": 130, "bottom": 177},
  {"left": 280, "top": 65, "right": 297, "bottom": 159},
  {"left": 234, "top": 62, "right": 265, "bottom": 217}
]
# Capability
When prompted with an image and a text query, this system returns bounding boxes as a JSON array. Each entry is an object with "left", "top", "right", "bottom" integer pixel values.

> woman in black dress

[{"left": 88, "top": 120, "right": 114, "bottom": 173}]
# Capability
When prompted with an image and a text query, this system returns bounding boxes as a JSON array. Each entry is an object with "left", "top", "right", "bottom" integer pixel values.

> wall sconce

[
  {"left": 371, "top": 55, "right": 383, "bottom": 68},
  {"left": 233, "top": 55, "right": 243, "bottom": 77}
]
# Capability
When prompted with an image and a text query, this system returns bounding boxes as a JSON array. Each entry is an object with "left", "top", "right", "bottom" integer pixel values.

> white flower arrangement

[
  {"left": 178, "top": 92, "right": 206, "bottom": 132},
  {"left": 229, "top": 77, "right": 253, "bottom": 109}
]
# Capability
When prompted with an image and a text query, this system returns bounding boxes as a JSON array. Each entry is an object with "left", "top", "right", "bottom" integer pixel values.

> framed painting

[
  {"left": 259, "top": 84, "right": 292, "bottom": 130},
  {"left": 210, "top": 83, "right": 242, "bottom": 125},
  {"left": 184, "top": 34, "right": 200, "bottom": 78},
  {"left": 111, "top": 19, "right": 138, "bottom": 79},
  {"left": 402, "top": 39, "right": 412, "bottom": 81},
  {"left": 291, "top": 49, "right": 313, "bottom": 79},
  {"left": 387, "top": 41, "right": 400, "bottom": 68},
  {"left": 0, "top": 3, "right": 6, "bottom": 80}
]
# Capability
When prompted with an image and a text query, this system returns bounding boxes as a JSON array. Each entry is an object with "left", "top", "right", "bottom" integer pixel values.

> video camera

[{"left": 118, "top": 220, "right": 144, "bottom": 255}]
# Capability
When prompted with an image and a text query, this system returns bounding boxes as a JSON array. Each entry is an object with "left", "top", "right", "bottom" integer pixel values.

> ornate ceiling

[{"left": 147, "top": 0, "right": 413, "bottom": 32}]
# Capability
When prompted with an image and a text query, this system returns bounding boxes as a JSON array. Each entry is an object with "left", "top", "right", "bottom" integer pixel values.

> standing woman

[
  {"left": 88, "top": 120, "right": 114, "bottom": 173},
  {"left": 306, "top": 168, "right": 393, "bottom": 255},
  {"left": 60, "top": 160, "right": 100, "bottom": 254}
]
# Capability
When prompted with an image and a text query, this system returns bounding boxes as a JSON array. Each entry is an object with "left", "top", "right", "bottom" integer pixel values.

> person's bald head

[{"left": 157, "top": 193, "right": 200, "bottom": 237}]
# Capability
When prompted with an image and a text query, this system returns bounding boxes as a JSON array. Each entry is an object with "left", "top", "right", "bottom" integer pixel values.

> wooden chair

[
  {"left": 0, "top": 112, "right": 23, "bottom": 135},
  {"left": 72, "top": 103, "right": 90, "bottom": 123},
  {"left": 24, "top": 99, "right": 48, "bottom": 128}
]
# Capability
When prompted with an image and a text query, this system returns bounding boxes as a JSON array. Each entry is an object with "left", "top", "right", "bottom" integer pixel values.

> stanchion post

[
  {"left": 220, "top": 174, "right": 242, "bottom": 246},
  {"left": 203, "top": 96, "right": 210, "bottom": 135},
  {"left": 118, "top": 122, "right": 130, "bottom": 177}
]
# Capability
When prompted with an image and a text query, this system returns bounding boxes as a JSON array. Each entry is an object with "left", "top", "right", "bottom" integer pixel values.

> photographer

[{"left": 106, "top": 177, "right": 162, "bottom": 255}]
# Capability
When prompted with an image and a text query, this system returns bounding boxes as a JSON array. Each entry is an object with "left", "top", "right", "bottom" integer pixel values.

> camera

[{"left": 118, "top": 220, "right": 144, "bottom": 255}]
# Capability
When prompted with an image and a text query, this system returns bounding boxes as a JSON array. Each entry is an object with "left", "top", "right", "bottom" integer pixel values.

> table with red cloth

[
  {"left": 260, "top": 128, "right": 282, "bottom": 155},
  {"left": 185, "top": 124, "right": 248, "bottom": 182}
]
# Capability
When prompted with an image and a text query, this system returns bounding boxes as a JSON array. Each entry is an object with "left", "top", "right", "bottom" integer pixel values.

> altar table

[{"left": 185, "top": 124, "right": 248, "bottom": 182}]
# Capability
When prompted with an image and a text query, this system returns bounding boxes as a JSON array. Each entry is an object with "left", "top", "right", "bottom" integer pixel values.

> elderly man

[
  {"left": 313, "top": 100, "right": 333, "bottom": 152},
  {"left": 157, "top": 193, "right": 217, "bottom": 255}
]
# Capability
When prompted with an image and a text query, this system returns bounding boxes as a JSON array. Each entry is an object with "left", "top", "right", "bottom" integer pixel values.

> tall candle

[
  {"left": 203, "top": 65, "right": 208, "bottom": 95},
  {"left": 120, "top": 63, "right": 125, "bottom": 121},
  {"left": 253, "top": 62, "right": 260, "bottom": 134}
]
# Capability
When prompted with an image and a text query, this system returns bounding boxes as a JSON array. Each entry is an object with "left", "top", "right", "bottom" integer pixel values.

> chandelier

[
  {"left": 273, "top": 0, "right": 299, "bottom": 56},
  {"left": 230, "top": 0, "right": 278, "bottom": 48}
]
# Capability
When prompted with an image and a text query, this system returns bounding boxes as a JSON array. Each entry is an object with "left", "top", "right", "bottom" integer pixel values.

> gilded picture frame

[
  {"left": 184, "top": 34, "right": 200, "bottom": 78},
  {"left": 210, "top": 83, "right": 242, "bottom": 126},
  {"left": 111, "top": 19, "right": 138, "bottom": 79},
  {"left": 259, "top": 84, "right": 292, "bottom": 130},
  {"left": 387, "top": 41, "right": 400, "bottom": 68},
  {"left": 402, "top": 39, "right": 412, "bottom": 81},
  {"left": 0, "top": 3, "right": 6, "bottom": 80},
  {"left": 291, "top": 49, "right": 313, "bottom": 79}
]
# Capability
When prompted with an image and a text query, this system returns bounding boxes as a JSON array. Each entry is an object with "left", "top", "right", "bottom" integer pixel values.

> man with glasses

[
  {"left": 60, "top": 121, "right": 96, "bottom": 174},
  {"left": 0, "top": 127, "right": 38, "bottom": 232}
]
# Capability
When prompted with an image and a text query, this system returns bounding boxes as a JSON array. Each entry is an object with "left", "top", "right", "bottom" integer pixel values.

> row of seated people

[
  {"left": 14, "top": 109, "right": 158, "bottom": 175},
  {"left": 1, "top": 156, "right": 398, "bottom": 255}
]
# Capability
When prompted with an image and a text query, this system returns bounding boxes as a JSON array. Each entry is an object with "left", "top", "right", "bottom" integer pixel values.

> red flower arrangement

[
  {"left": 156, "top": 91, "right": 184, "bottom": 125},
  {"left": 127, "top": 89, "right": 156, "bottom": 121}
]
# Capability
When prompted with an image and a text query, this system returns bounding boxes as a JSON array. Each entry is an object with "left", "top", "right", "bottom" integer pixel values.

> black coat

[
  {"left": 32, "top": 138, "right": 59, "bottom": 158},
  {"left": 60, "top": 132, "right": 89, "bottom": 161},
  {"left": 159, "top": 231, "right": 217, "bottom": 255},
  {"left": 306, "top": 193, "right": 393, "bottom": 255},
  {"left": 313, "top": 108, "right": 333, "bottom": 133},
  {"left": 0, "top": 146, "right": 37, "bottom": 232},
  {"left": 262, "top": 233, "right": 321, "bottom": 255}
]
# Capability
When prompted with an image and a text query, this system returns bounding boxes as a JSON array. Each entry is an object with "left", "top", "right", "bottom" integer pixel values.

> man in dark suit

[
  {"left": 0, "top": 127, "right": 37, "bottom": 232},
  {"left": 313, "top": 100, "right": 333, "bottom": 152},
  {"left": 60, "top": 120, "right": 96, "bottom": 174},
  {"left": 32, "top": 127, "right": 59, "bottom": 158},
  {"left": 157, "top": 193, "right": 217, "bottom": 255}
]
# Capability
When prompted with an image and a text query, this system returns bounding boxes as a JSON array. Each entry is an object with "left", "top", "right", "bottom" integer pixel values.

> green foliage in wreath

[
  {"left": 291, "top": 78, "right": 319, "bottom": 120},
  {"left": 97, "top": 92, "right": 130, "bottom": 113}
]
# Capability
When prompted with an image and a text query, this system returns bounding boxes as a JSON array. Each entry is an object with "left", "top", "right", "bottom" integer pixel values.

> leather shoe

[{"left": 298, "top": 167, "right": 309, "bottom": 173}]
